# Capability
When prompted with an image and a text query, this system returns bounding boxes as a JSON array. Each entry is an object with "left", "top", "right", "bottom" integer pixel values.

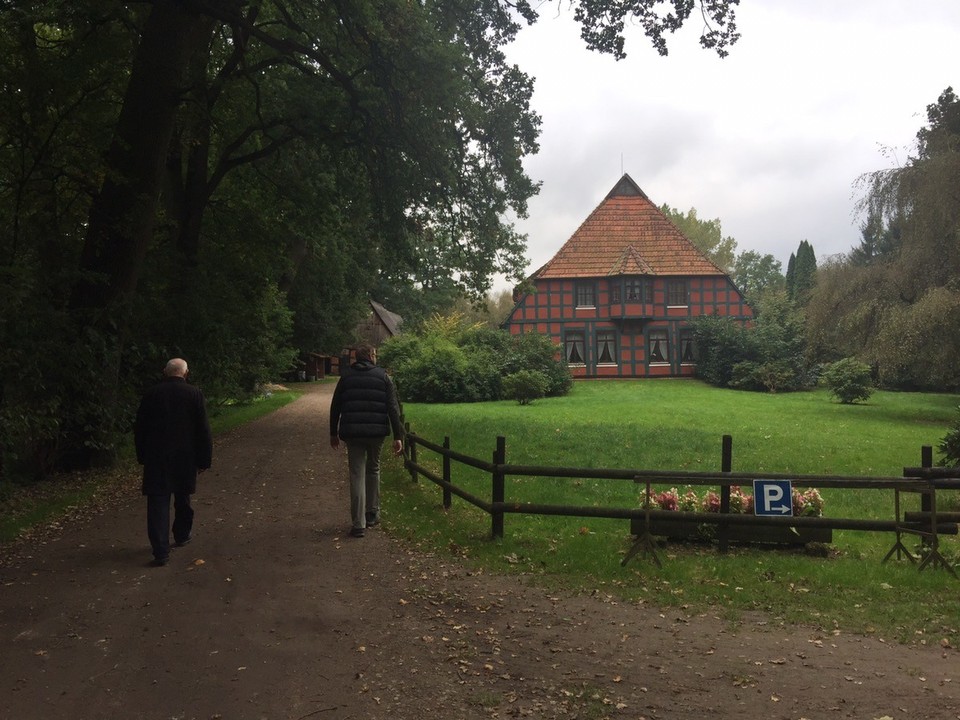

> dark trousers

[{"left": 146, "top": 493, "right": 194, "bottom": 560}]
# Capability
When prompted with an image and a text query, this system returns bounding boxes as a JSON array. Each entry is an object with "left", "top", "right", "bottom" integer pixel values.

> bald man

[{"left": 134, "top": 358, "right": 213, "bottom": 566}]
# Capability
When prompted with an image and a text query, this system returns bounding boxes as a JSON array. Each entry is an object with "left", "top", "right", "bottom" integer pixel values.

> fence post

[
  {"left": 409, "top": 425, "right": 418, "bottom": 484},
  {"left": 921, "top": 446, "right": 933, "bottom": 513},
  {"left": 718, "top": 435, "right": 733, "bottom": 553},
  {"left": 491, "top": 435, "right": 506, "bottom": 539},
  {"left": 443, "top": 436, "right": 452, "bottom": 509}
]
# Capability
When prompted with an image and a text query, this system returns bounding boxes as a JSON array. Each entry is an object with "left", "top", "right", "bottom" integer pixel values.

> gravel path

[{"left": 1, "top": 383, "right": 957, "bottom": 719}]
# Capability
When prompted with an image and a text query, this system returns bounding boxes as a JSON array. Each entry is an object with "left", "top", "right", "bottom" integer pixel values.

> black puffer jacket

[{"left": 329, "top": 361, "right": 403, "bottom": 440}]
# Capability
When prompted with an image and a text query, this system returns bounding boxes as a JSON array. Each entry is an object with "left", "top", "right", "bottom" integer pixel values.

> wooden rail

[{"left": 401, "top": 429, "right": 958, "bottom": 575}]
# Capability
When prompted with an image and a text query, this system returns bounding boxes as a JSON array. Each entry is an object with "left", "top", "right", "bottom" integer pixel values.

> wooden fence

[{"left": 403, "top": 431, "right": 959, "bottom": 576}]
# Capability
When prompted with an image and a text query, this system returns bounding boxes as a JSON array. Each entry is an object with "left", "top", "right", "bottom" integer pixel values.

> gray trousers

[{"left": 346, "top": 437, "right": 384, "bottom": 529}]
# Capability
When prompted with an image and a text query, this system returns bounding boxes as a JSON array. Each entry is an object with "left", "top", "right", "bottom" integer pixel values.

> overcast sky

[{"left": 496, "top": 0, "right": 960, "bottom": 288}]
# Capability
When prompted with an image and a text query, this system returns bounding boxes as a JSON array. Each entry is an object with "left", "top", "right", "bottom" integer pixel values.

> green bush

[
  {"left": 693, "top": 292, "right": 809, "bottom": 393},
  {"left": 729, "top": 360, "right": 799, "bottom": 393},
  {"left": 938, "top": 405, "right": 960, "bottom": 467},
  {"left": 692, "top": 315, "right": 754, "bottom": 387},
  {"left": 390, "top": 339, "right": 472, "bottom": 403},
  {"left": 502, "top": 370, "right": 549, "bottom": 405},
  {"left": 379, "top": 322, "right": 570, "bottom": 403},
  {"left": 821, "top": 357, "right": 874, "bottom": 404},
  {"left": 503, "top": 332, "right": 572, "bottom": 397}
]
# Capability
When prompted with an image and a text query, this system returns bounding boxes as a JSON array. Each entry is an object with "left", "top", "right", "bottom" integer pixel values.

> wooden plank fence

[{"left": 402, "top": 429, "right": 959, "bottom": 576}]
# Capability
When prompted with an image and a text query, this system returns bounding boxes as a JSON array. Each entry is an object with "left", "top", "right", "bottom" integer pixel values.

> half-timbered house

[{"left": 503, "top": 174, "right": 753, "bottom": 378}]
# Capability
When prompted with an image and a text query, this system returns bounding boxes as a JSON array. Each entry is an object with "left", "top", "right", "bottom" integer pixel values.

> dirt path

[{"left": 1, "top": 383, "right": 957, "bottom": 720}]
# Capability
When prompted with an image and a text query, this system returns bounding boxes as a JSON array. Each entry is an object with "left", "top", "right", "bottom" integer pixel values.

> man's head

[
  {"left": 164, "top": 358, "right": 189, "bottom": 378},
  {"left": 355, "top": 344, "right": 376, "bottom": 363}
]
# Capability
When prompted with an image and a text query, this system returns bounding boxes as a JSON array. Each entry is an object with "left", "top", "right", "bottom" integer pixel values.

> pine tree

[{"left": 786, "top": 240, "right": 816, "bottom": 302}]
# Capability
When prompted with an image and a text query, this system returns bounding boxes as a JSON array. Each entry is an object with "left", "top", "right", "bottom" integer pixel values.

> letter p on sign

[{"left": 752, "top": 479, "right": 793, "bottom": 516}]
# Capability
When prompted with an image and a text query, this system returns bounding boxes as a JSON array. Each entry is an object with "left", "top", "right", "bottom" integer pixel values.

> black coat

[
  {"left": 330, "top": 361, "right": 403, "bottom": 441},
  {"left": 135, "top": 376, "right": 213, "bottom": 495}
]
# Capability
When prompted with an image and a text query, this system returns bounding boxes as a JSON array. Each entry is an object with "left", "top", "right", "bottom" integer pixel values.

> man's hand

[
  {"left": 330, "top": 436, "right": 340, "bottom": 449},
  {"left": 392, "top": 438, "right": 403, "bottom": 455}
]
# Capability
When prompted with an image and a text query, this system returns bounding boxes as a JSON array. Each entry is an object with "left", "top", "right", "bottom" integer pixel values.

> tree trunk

[
  {"left": 60, "top": 2, "right": 223, "bottom": 469},
  {"left": 71, "top": 1, "right": 218, "bottom": 312}
]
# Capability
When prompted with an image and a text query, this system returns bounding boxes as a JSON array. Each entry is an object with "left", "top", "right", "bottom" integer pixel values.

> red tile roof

[{"left": 535, "top": 174, "right": 726, "bottom": 279}]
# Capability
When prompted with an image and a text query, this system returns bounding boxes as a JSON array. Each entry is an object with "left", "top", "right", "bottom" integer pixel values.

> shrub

[
  {"left": 692, "top": 315, "right": 752, "bottom": 387},
  {"left": 503, "top": 332, "right": 572, "bottom": 397},
  {"left": 821, "top": 357, "right": 873, "bottom": 404},
  {"left": 729, "top": 360, "right": 801, "bottom": 393},
  {"left": 502, "top": 370, "right": 549, "bottom": 405},
  {"left": 938, "top": 405, "right": 960, "bottom": 467},
  {"left": 693, "top": 292, "right": 810, "bottom": 393},
  {"left": 380, "top": 323, "right": 570, "bottom": 403},
  {"left": 390, "top": 339, "right": 473, "bottom": 403}
]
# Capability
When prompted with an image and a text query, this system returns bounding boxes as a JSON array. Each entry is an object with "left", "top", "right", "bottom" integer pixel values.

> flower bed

[
  {"left": 645, "top": 485, "right": 825, "bottom": 516},
  {"left": 636, "top": 486, "right": 832, "bottom": 545}
]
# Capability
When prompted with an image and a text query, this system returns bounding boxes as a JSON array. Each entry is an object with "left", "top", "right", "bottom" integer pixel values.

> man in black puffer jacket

[{"left": 329, "top": 344, "right": 404, "bottom": 537}]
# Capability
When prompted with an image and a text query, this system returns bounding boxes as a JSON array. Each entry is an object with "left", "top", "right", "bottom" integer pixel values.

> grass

[
  {"left": 0, "top": 388, "right": 302, "bottom": 544},
  {"left": 382, "top": 379, "right": 960, "bottom": 645},
  {"left": 207, "top": 387, "right": 306, "bottom": 434}
]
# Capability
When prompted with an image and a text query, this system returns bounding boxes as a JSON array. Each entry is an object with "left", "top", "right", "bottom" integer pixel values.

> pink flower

[
  {"left": 678, "top": 488, "right": 699, "bottom": 513},
  {"left": 702, "top": 490, "right": 721, "bottom": 513},
  {"left": 656, "top": 488, "right": 679, "bottom": 511}
]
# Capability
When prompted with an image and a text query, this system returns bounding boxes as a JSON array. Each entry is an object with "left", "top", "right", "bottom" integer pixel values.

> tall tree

[
  {"left": 786, "top": 240, "right": 816, "bottom": 302},
  {"left": 806, "top": 87, "right": 960, "bottom": 389},
  {"left": 732, "top": 250, "right": 784, "bottom": 301},
  {"left": 848, "top": 211, "right": 901, "bottom": 267},
  {"left": 0, "top": 0, "right": 742, "bottom": 479},
  {"left": 660, "top": 204, "right": 737, "bottom": 272}
]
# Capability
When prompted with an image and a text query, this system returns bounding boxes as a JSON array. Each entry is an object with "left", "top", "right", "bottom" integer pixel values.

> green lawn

[{"left": 382, "top": 379, "right": 960, "bottom": 645}]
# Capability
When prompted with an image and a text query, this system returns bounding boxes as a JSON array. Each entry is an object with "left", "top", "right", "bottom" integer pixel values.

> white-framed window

[
  {"left": 648, "top": 329, "right": 669, "bottom": 364},
  {"left": 597, "top": 330, "right": 617, "bottom": 365},
  {"left": 575, "top": 282, "right": 596, "bottom": 308},
  {"left": 565, "top": 330, "right": 586, "bottom": 365},
  {"left": 667, "top": 280, "right": 688, "bottom": 306}
]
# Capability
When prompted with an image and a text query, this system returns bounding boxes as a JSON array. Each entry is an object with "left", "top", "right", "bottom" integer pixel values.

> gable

[
  {"left": 535, "top": 174, "right": 725, "bottom": 280},
  {"left": 370, "top": 299, "right": 403, "bottom": 336}
]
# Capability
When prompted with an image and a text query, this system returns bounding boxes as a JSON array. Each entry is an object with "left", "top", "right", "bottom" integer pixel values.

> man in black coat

[
  {"left": 135, "top": 358, "right": 213, "bottom": 566},
  {"left": 329, "top": 345, "right": 403, "bottom": 538}
]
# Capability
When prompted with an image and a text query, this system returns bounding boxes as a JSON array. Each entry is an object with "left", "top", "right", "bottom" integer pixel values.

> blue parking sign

[{"left": 753, "top": 479, "right": 793, "bottom": 516}]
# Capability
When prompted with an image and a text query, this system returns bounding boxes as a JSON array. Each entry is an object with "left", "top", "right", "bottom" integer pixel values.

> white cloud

[{"left": 496, "top": 0, "right": 960, "bottom": 287}]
